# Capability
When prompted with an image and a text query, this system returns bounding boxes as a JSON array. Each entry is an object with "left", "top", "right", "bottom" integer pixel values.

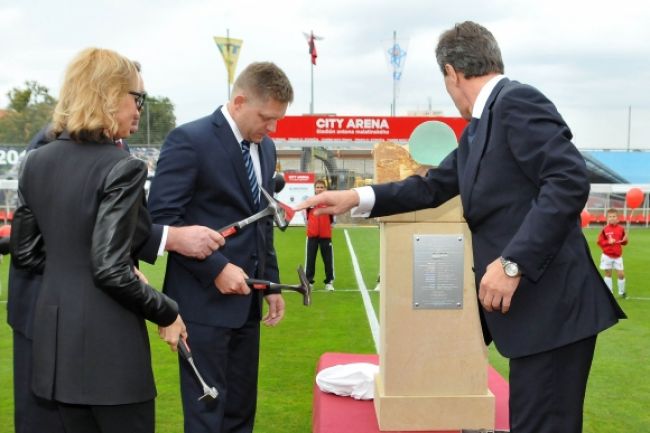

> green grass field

[{"left": 1, "top": 226, "right": 648, "bottom": 432}]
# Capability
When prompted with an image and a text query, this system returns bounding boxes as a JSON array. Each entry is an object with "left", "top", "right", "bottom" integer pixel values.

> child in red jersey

[
  {"left": 597, "top": 208, "right": 628, "bottom": 298},
  {"left": 305, "top": 179, "right": 335, "bottom": 291}
]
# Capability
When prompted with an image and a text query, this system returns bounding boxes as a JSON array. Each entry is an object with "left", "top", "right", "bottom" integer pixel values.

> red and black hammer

[
  {"left": 219, "top": 187, "right": 295, "bottom": 238},
  {"left": 246, "top": 265, "right": 312, "bottom": 306}
]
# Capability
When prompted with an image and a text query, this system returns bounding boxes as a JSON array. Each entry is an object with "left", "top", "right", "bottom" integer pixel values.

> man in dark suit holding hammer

[{"left": 148, "top": 61, "right": 293, "bottom": 433}]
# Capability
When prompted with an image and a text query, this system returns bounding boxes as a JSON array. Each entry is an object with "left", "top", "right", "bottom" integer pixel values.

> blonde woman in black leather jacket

[{"left": 11, "top": 47, "right": 186, "bottom": 433}]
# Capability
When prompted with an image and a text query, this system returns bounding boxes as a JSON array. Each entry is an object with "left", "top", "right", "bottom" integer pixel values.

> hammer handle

[
  {"left": 245, "top": 278, "right": 274, "bottom": 290},
  {"left": 177, "top": 339, "right": 192, "bottom": 361},
  {"left": 218, "top": 224, "right": 240, "bottom": 238},
  {"left": 218, "top": 207, "right": 273, "bottom": 238}
]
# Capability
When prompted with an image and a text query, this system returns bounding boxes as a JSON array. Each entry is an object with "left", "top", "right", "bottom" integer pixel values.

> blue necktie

[
  {"left": 467, "top": 117, "right": 480, "bottom": 143},
  {"left": 241, "top": 140, "right": 260, "bottom": 207}
]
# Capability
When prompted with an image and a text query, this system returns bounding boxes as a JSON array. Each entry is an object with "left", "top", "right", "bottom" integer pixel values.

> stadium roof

[
  {"left": 584, "top": 151, "right": 650, "bottom": 184},
  {"left": 582, "top": 152, "right": 629, "bottom": 183}
]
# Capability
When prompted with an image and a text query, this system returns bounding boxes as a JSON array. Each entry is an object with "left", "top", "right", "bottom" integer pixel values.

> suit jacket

[
  {"left": 148, "top": 107, "right": 280, "bottom": 328},
  {"left": 11, "top": 135, "right": 178, "bottom": 404},
  {"left": 370, "top": 78, "right": 625, "bottom": 358},
  {"left": 7, "top": 126, "right": 163, "bottom": 339}
]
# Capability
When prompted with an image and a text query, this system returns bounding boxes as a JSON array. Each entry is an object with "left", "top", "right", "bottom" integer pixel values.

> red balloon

[
  {"left": 626, "top": 188, "right": 644, "bottom": 209},
  {"left": 580, "top": 210, "right": 590, "bottom": 228}
]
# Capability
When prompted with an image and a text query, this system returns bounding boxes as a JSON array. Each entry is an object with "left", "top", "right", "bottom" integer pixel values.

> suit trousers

[
  {"left": 180, "top": 297, "right": 261, "bottom": 433},
  {"left": 13, "top": 330, "right": 65, "bottom": 433},
  {"left": 58, "top": 400, "right": 154, "bottom": 433},
  {"left": 305, "top": 237, "right": 334, "bottom": 284},
  {"left": 509, "top": 335, "right": 597, "bottom": 433}
]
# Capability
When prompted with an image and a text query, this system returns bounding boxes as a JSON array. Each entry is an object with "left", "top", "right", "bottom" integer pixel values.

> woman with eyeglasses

[{"left": 11, "top": 47, "right": 186, "bottom": 433}]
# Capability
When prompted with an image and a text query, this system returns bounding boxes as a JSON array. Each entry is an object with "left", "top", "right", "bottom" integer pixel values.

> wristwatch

[{"left": 499, "top": 257, "right": 521, "bottom": 277}]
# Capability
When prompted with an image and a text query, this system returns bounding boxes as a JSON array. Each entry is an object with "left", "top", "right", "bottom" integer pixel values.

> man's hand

[
  {"left": 214, "top": 263, "right": 251, "bottom": 295},
  {"left": 295, "top": 190, "right": 360, "bottom": 216},
  {"left": 158, "top": 314, "right": 188, "bottom": 352},
  {"left": 478, "top": 258, "right": 521, "bottom": 314},
  {"left": 166, "top": 225, "right": 225, "bottom": 259},
  {"left": 262, "top": 293, "right": 285, "bottom": 327}
]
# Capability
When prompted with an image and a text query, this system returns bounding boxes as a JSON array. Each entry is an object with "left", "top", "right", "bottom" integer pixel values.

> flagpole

[
  {"left": 310, "top": 31, "right": 314, "bottom": 114},
  {"left": 392, "top": 30, "right": 397, "bottom": 116}
]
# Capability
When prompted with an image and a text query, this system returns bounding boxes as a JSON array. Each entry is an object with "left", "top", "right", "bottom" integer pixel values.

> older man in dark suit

[
  {"left": 148, "top": 61, "right": 292, "bottom": 433},
  {"left": 297, "top": 21, "right": 625, "bottom": 433}
]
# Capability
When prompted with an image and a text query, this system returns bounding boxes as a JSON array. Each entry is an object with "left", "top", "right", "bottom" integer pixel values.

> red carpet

[{"left": 313, "top": 352, "right": 509, "bottom": 433}]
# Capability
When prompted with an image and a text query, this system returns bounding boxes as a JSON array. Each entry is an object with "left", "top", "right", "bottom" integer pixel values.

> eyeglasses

[{"left": 128, "top": 91, "right": 147, "bottom": 111}]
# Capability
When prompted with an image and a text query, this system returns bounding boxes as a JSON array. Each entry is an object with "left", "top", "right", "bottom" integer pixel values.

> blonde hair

[{"left": 52, "top": 47, "right": 140, "bottom": 142}]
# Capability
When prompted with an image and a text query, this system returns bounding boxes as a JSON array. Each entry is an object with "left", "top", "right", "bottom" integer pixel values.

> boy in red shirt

[
  {"left": 305, "top": 180, "right": 335, "bottom": 291},
  {"left": 597, "top": 208, "right": 628, "bottom": 298}
]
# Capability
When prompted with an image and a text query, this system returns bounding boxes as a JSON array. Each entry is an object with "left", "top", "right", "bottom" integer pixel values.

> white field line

[{"left": 343, "top": 229, "right": 380, "bottom": 353}]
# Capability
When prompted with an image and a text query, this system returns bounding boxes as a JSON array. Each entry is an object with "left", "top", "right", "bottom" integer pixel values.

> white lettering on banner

[
  {"left": 316, "top": 118, "right": 344, "bottom": 129},
  {"left": 316, "top": 118, "right": 390, "bottom": 131},
  {"left": 286, "top": 174, "right": 313, "bottom": 182},
  {"left": 0, "top": 149, "right": 24, "bottom": 166},
  {"left": 346, "top": 118, "right": 389, "bottom": 129}
]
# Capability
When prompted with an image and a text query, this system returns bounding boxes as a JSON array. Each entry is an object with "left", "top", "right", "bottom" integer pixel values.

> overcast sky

[{"left": 2, "top": 0, "right": 650, "bottom": 150}]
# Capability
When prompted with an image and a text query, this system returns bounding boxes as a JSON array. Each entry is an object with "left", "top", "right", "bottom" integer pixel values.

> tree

[
  {"left": 7, "top": 80, "right": 55, "bottom": 112},
  {"left": 0, "top": 82, "right": 177, "bottom": 146},
  {"left": 0, "top": 81, "right": 56, "bottom": 144},
  {"left": 128, "top": 96, "right": 176, "bottom": 145}
]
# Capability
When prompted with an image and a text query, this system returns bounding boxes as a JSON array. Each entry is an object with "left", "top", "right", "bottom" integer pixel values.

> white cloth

[{"left": 315, "top": 362, "right": 379, "bottom": 400}]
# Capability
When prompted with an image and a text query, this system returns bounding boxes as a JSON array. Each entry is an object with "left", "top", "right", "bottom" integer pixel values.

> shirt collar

[
  {"left": 221, "top": 104, "right": 246, "bottom": 145},
  {"left": 472, "top": 74, "right": 506, "bottom": 119}
]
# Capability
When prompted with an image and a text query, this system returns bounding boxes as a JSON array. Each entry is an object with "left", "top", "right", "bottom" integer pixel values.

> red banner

[{"left": 270, "top": 115, "right": 467, "bottom": 141}]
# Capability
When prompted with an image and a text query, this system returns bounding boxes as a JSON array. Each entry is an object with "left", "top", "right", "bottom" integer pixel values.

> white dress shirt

[{"left": 221, "top": 105, "right": 263, "bottom": 198}]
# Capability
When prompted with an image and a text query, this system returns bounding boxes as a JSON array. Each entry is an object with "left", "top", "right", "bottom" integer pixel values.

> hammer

[
  {"left": 177, "top": 340, "right": 219, "bottom": 402},
  {"left": 246, "top": 265, "right": 313, "bottom": 306},
  {"left": 219, "top": 187, "right": 296, "bottom": 238}
]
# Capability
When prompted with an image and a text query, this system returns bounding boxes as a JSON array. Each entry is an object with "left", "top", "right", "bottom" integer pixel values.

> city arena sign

[{"left": 270, "top": 115, "right": 467, "bottom": 141}]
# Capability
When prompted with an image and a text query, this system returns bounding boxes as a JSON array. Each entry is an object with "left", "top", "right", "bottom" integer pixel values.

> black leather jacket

[{"left": 11, "top": 144, "right": 177, "bottom": 327}]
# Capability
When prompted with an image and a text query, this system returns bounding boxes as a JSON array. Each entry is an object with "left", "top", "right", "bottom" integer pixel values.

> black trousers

[
  {"left": 305, "top": 237, "right": 334, "bottom": 284},
  {"left": 180, "top": 301, "right": 261, "bottom": 433},
  {"left": 13, "top": 330, "right": 65, "bottom": 433},
  {"left": 509, "top": 335, "right": 597, "bottom": 433},
  {"left": 58, "top": 400, "right": 154, "bottom": 433}
]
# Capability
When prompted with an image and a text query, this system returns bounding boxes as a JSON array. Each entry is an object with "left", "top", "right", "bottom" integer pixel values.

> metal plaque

[{"left": 412, "top": 234, "right": 464, "bottom": 309}]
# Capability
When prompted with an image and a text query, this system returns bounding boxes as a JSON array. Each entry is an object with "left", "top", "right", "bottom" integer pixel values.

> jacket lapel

[
  {"left": 460, "top": 79, "right": 509, "bottom": 214},
  {"left": 212, "top": 108, "right": 257, "bottom": 209}
]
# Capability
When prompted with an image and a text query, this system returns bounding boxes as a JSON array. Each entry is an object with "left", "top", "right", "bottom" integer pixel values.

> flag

[
  {"left": 303, "top": 31, "right": 323, "bottom": 65},
  {"left": 384, "top": 40, "right": 408, "bottom": 81},
  {"left": 309, "top": 34, "right": 317, "bottom": 65},
  {"left": 213, "top": 36, "right": 243, "bottom": 85},
  {"left": 383, "top": 36, "right": 409, "bottom": 98}
]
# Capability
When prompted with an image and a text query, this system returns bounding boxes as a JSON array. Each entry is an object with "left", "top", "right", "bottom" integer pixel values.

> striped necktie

[{"left": 241, "top": 140, "right": 260, "bottom": 207}]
